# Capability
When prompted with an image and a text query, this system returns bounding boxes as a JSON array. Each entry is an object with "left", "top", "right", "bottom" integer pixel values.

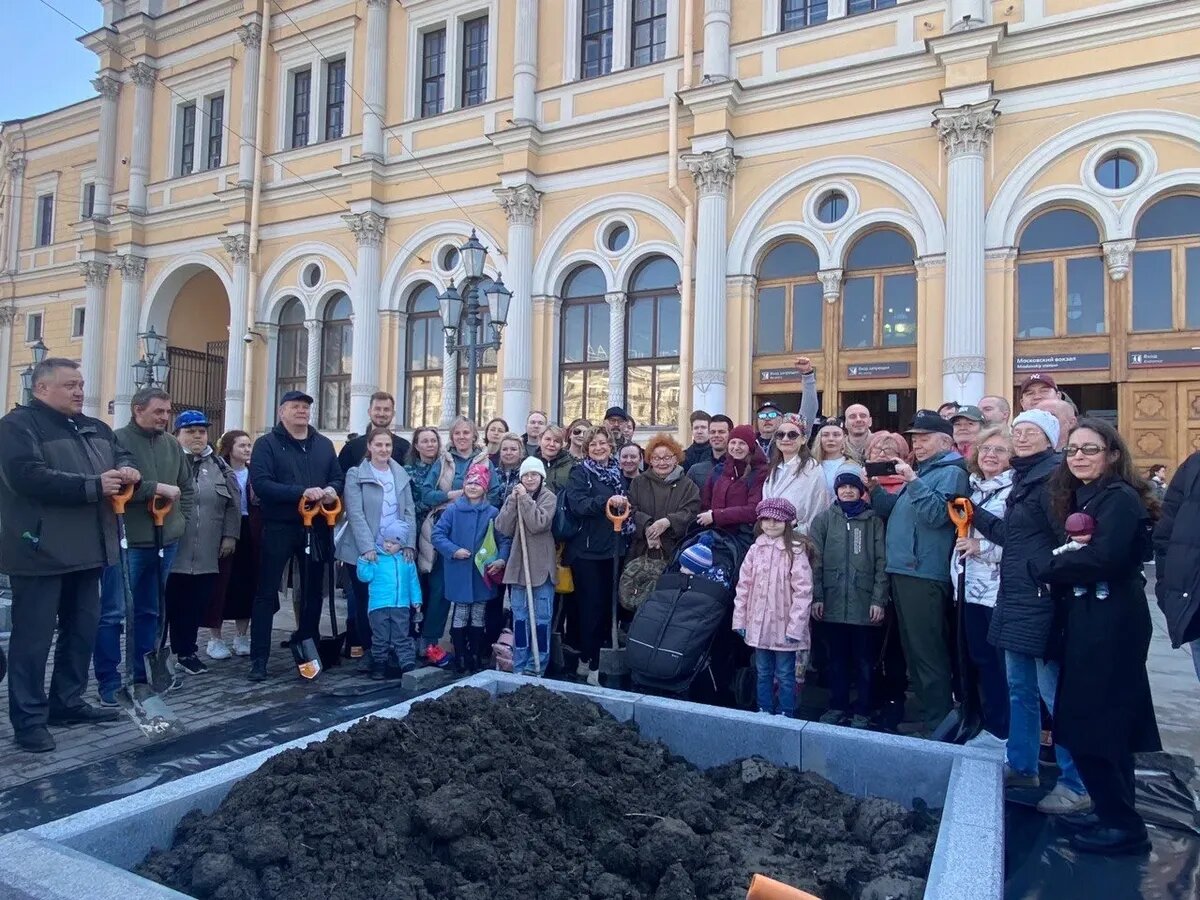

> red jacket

[{"left": 702, "top": 449, "right": 768, "bottom": 528}]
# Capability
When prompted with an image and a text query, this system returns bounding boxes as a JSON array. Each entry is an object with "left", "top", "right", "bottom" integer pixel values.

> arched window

[
  {"left": 559, "top": 264, "right": 610, "bottom": 423},
  {"left": 626, "top": 256, "right": 680, "bottom": 427},
  {"left": 755, "top": 240, "right": 823, "bottom": 356},
  {"left": 405, "top": 282, "right": 443, "bottom": 427},
  {"left": 1132, "top": 194, "right": 1200, "bottom": 332},
  {"left": 319, "top": 292, "right": 352, "bottom": 430},
  {"left": 275, "top": 297, "right": 307, "bottom": 407},
  {"left": 841, "top": 228, "right": 917, "bottom": 348},
  {"left": 456, "top": 278, "right": 499, "bottom": 426},
  {"left": 1016, "top": 209, "right": 1104, "bottom": 339}
]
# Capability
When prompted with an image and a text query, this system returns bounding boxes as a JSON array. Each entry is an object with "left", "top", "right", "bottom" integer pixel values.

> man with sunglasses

[{"left": 756, "top": 356, "right": 820, "bottom": 454}]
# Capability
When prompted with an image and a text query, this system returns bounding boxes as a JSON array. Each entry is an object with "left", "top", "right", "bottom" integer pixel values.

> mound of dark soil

[{"left": 137, "top": 686, "right": 939, "bottom": 899}]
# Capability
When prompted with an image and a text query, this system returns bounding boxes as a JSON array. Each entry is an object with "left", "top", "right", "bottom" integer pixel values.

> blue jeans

[
  {"left": 756, "top": 648, "right": 797, "bottom": 716},
  {"left": 94, "top": 543, "right": 178, "bottom": 695},
  {"left": 1004, "top": 650, "right": 1085, "bottom": 794},
  {"left": 510, "top": 581, "right": 554, "bottom": 676}
]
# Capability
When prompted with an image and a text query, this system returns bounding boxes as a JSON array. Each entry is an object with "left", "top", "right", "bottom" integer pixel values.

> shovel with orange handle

[
  {"left": 598, "top": 496, "right": 632, "bottom": 684},
  {"left": 144, "top": 494, "right": 176, "bottom": 694}
]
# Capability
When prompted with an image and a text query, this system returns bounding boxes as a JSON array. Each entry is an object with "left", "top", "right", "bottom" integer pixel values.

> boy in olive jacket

[{"left": 809, "top": 465, "right": 887, "bottom": 728}]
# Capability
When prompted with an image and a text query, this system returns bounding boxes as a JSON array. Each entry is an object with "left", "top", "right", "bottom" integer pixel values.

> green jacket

[
  {"left": 113, "top": 420, "right": 195, "bottom": 548},
  {"left": 810, "top": 503, "right": 888, "bottom": 625}
]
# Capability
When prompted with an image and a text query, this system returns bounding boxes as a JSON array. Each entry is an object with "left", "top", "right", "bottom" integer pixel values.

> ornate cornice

[
  {"left": 77, "top": 260, "right": 111, "bottom": 287},
  {"left": 343, "top": 211, "right": 388, "bottom": 247},
  {"left": 236, "top": 23, "right": 262, "bottom": 48},
  {"left": 1102, "top": 239, "right": 1136, "bottom": 282},
  {"left": 129, "top": 62, "right": 157, "bottom": 89},
  {"left": 92, "top": 75, "right": 122, "bottom": 101},
  {"left": 495, "top": 184, "right": 541, "bottom": 226},
  {"left": 113, "top": 254, "right": 147, "bottom": 281},
  {"left": 682, "top": 148, "right": 738, "bottom": 196},
  {"left": 220, "top": 234, "right": 251, "bottom": 265},
  {"left": 933, "top": 99, "right": 1000, "bottom": 158}
]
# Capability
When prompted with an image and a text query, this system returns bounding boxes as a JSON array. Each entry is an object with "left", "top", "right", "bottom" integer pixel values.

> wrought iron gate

[{"left": 166, "top": 341, "right": 227, "bottom": 436}]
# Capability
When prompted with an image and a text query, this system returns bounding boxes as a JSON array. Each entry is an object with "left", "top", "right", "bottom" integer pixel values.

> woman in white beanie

[{"left": 495, "top": 456, "right": 557, "bottom": 675}]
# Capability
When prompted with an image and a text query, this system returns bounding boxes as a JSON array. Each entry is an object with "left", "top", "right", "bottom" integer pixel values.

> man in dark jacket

[
  {"left": 683, "top": 410, "right": 711, "bottom": 472},
  {"left": 688, "top": 415, "right": 732, "bottom": 491},
  {"left": 0, "top": 359, "right": 139, "bottom": 752},
  {"left": 248, "top": 390, "right": 344, "bottom": 680},
  {"left": 94, "top": 387, "right": 196, "bottom": 706},
  {"left": 521, "top": 410, "right": 548, "bottom": 458},
  {"left": 336, "top": 391, "right": 411, "bottom": 474},
  {"left": 1153, "top": 449, "right": 1200, "bottom": 681},
  {"left": 870, "top": 410, "right": 970, "bottom": 735}
]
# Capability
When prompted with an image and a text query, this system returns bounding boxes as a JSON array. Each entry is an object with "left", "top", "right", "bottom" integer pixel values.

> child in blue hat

[{"left": 356, "top": 519, "right": 422, "bottom": 678}]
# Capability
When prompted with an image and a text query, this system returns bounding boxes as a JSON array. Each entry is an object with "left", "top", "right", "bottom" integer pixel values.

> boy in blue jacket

[{"left": 356, "top": 520, "right": 423, "bottom": 679}]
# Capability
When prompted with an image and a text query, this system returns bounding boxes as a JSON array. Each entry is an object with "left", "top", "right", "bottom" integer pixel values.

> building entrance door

[
  {"left": 840, "top": 389, "right": 916, "bottom": 434},
  {"left": 1120, "top": 381, "right": 1200, "bottom": 469},
  {"left": 167, "top": 341, "right": 228, "bottom": 436}
]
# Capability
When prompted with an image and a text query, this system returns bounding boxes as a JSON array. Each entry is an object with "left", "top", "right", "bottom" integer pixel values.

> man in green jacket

[{"left": 93, "top": 387, "right": 195, "bottom": 706}]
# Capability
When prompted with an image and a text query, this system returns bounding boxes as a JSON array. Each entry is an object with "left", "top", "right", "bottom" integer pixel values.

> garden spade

[
  {"left": 599, "top": 496, "right": 630, "bottom": 686},
  {"left": 932, "top": 497, "right": 981, "bottom": 744},
  {"left": 144, "top": 494, "right": 176, "bottom": 694},
  {"left": 291, "top": 497, "right": 323, "bottom": 680}
]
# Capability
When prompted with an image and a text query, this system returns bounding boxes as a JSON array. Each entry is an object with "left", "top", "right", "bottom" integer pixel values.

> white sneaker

[
  {"left": 232, "top": 635, "right": 251, "bottom": 656},
  {"left": 1036, "top": 783, "right": 1094, "bottom": 815},
  {"left": 586, "top": 669, "right": 600, "bottom": 687},
  {"left": 206, "top": 638, "right": 232, "bottom": 660},
  {"left": 965, "top": 730, "right": 1006, "bottom": 752}
]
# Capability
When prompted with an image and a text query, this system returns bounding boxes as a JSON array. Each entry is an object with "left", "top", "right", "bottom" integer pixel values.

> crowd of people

[{"left": 3, "top": 354, "right": 1198, "bottom": 860}]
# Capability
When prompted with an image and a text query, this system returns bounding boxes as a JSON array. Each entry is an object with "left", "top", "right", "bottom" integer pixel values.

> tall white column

[
  {"left": 496, "top": 184, "right": 540, "bottom": 427},
  {"left": 220, "top": 234, "right": 251, "bottom": 428},
  {"left": 236, "top": 23, "right": 262, "bottom": 187},
  {"left": 127, "top": 62, "right": 156, "bottom": 214},
  {"left": 344, "top": 211, "right": 387, "bottom": 429},
  {"left": 0, "top": 311, "right": 12, "bottom": 410},
  {"left": 440, "top": 348, "right": 458, "bottom": 425},
  {"left": 605, "top": 291, "right": 627, "bottom": 410},
  {"left": 512, "top": 0, "right": 539, "bottom": 124},
  {"left": 304, "top": 318, "right": 322, "bottom": 423},
  {"left": 112, "top": 254, "right": 146, "bottom": 414},
  {"left": 683, "top": 148, "right": 738, "bottom": 414},
  {"left": 76, "top": 261, "right": 111, "bottom": 417},
  {"left": 361, "top": 0, "right": 389, "bottom": 161},
  {"left": 702, "top": 0, "right": 732, "bottom": 81},
  {"left": 934, "top": 99, "right": 997, "bottom": 404},
  {"left": 3, "top": 152, "right": 25, "bottom": 274},
  {"left": 91, "top": 74, "right": 121, "bottom": 219}
]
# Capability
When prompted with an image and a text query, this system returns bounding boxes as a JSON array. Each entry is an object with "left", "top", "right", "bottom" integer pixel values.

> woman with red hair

[{"left": 628, "top": 433, "right": 701, "bottom": 563}]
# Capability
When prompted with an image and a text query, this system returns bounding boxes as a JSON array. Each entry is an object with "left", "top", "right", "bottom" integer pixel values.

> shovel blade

[
  {"left": 598, "top": 646, "right": 629, "bottom": 677},
  {"left": 144, "top": 648, "right": 177, "bottom": 694},
  {"left": 290, "top": 636, "right": 323, "bottom": 680},
  {"left": 117, "top": 684, "right": 185, "bottom": 740}
]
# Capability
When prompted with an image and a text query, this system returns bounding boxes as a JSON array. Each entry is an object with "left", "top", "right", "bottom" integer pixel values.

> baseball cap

[
  {"left": 173, "top": 410, "right": 210, "bottom": 431},
  {"left": 904, "top": 410, "right": 954, "bottom": 437},
  {"left": 604, "top": 406, "right": 630, "bottom": 422},
  {"left": 951, "top": 405, "right": 984, "bottom": 424},
  {"left": 1019, "top": 373, "right": 1058, "bottom": 395},
  {"left": 280, "top": 389, "right": 315, "bottom": 405}
]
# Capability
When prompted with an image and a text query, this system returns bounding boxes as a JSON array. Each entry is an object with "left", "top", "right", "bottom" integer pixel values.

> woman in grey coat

[{"left": 336, "top": 427, "right": 417, "bottom": 655}]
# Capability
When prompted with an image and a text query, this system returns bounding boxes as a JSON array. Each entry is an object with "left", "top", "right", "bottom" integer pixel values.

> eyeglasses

[
  {"left": 572, "top": 428, "right": 586, "bottom": 435},
  {"left": 1064, "top": 444, "right": 1106, "bottom": 457},
  {"left": 776, "top": 430, "right": 802, "bottom": 440},
  {"left": 757, "top": 410, "right": 780, "bottom": 420},
  {"left": 649, "top": 454, "right": 675, "bottom": 464},
  {"left": 977, "top": 445, "right": 1010, "bottom": 456}
]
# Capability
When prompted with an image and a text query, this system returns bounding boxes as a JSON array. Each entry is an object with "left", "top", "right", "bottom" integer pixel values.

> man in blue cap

[{"left": 247, "top": 390, "right": 344, "bottom": 680}]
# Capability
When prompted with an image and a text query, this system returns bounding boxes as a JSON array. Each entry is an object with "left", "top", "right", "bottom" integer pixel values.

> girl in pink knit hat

[{"left": 732, "top": 497, "right": 816, "bottom": 717}]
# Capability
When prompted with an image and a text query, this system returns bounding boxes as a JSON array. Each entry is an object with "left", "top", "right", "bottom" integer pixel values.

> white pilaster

[
  {"left": 3, "top": 153, "right": 25, "bottom": 274},
  {"left": 344, "top": 211, "right": 387, "bottom": 429},
  {"left": 512, "top": 0, "right": 539, "bottom": 123},
  {"left": 77, "top": 260, "right": 111, "bottom": 418},
  {"left": 304, "top": 318, "right": 322, "bottom": 423},
  {"left": 220, "top": 234, "right": 251, "bottom": 428},
  {"left": 127, "top": 62, "right": 156, "bottom": 214},
  {"left": 934, "top": 99, "right": 997, "bottom": 405},
  {"left": 605, "top": 291, "right": 627, "bottom": 410},
  {"left": 236, "top": 23, "right": 262, "bottom": 187},
  {"left": 0, "top": 311, "right": 12, "bottom": 410},
  {"left": 702, "top": 0, "right": 732, "bottom": 81},
  {"left": 112, "top": 254, "right": 147, "bottom": 414},
  {"left": 91, "top": 74, "right": 121, "bottom": 218},
  {"left": 496, "top": 184, "right": 540, "bottom": 427},
  {"left": 683, "top": 148, "right": 738, "bottom": 414},
  {"left": 362, "top": 0, "right": 389, "bottom": 161}
]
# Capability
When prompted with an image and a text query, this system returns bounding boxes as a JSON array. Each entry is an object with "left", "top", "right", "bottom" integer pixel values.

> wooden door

[
  {"left": 1180, "top": 382, "right": 1200, "bottom": 462},
  {"left": 1118, "top": 381, "right": 1200, "bottom": 469}
]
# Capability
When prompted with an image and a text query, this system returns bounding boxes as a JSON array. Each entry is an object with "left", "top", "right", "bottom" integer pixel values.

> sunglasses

[
  {"left": 776, "top": 430, "right": 802, "bottom": 440},
  {"left": 757, "top": 410, "right": 781, "bottom": 420},
  {"left": 1064, "top": 444, "right": 1106, "bottom": 457},
  {"left": 572, "top": 428, "right": 586, "bottom": 435}
]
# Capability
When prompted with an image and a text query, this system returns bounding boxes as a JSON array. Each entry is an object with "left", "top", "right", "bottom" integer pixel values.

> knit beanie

[
  {"left": 756, "top": 497, "right": 797, "bottom": 523},
  {"left": 465, "top": 462, "right": 492, "bottom": 489},
  {"left": 1012, "top": 409, "right": 1060, "bottom": 449},
  {"left": 729, "top": 424, "right": 757, "bottom": 447},
  {"left": 518, "top": 456, "right": 546, "bottom": 479},
  {"left": 379, "top": 520, "right": 412, "bottom": 546},
  {"left": 679, "top": 543, "right": 714, "bottom": 573},
  {"left": 833, "top": 463, "right": 867, "bottom": 496}
]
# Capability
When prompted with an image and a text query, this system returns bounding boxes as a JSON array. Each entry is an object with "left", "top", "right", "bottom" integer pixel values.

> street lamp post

[
  {"left": 133, "top": 325, "right": 171, "bottom": 389},
  {"left": 19, "top": 339, "right": 48, "bottom": 406},
  {"left": 437, "top": 230, "right": 512, "bottom": 423}
]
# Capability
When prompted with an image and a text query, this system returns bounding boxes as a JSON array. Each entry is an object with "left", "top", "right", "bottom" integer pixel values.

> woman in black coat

[{"left": 1036, "top": 418, "right": 1161, "bottom": 855}]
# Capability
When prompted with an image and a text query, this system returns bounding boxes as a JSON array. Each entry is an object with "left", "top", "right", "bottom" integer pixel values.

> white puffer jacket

[{"left": 950, "top": 469, "right": 1013, "bottom": 608}]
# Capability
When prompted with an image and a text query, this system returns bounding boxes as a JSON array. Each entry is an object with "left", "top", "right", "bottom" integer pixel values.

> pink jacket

[{"left": 732, "top": 534, "right": 814, "bottom": 652}]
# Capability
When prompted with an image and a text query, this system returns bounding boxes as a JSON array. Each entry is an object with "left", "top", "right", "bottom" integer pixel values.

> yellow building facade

[{"left": 1, "top": 0, "right": 1198, "bottom": 468}]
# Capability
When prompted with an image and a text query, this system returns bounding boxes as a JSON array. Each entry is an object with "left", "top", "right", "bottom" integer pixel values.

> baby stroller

[{"left": 625, "top": 531, "right": 741, "bottom": 702}]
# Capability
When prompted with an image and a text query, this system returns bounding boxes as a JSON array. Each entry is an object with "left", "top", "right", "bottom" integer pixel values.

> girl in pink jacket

[{"left": 733, "top": 497, "right": 815, "bottom": 717}]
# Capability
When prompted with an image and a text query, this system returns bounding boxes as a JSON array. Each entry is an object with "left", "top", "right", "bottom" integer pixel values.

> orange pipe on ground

[{"left": 746, "top": 873, "right": 821, "bottom": 900}]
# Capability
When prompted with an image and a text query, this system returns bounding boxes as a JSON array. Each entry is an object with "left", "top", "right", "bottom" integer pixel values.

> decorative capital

[
  {"left": 503, "top": 377, "right": 533, "bottom": 393},
  {"left": 495, "top": 184, "right": 541, "bottom": 226},
  {"left": 92, "top": 75, "right": 122, "bottom": 101},
  {"left": 236, "top": 22, "right": 262, "bottom": 48},
  {"left": 1102, "top": 239, "right": 1136, "bottom": 282},
  {"left": 682, "top": 148, "right": 738, "bottom": 196},
  {"left": 817, "top": 269, "right": 842, "bottom": 304},
  {"left": 304, "top": 318, "right": 322, "bottom": 334},
  {"left": 365, "top": 0, "right": 391, "bottom": 7},
  {"left": 343, "top": 211, "right": 387, "bottom": 247},
  {"left": 113, "top": 254, "right": 147, "bottom": 281},
  {"left": 933, "top": 99, "right": 1000, "bottom": 157},
  {"left": 5, "top": 152, "right": 26, "bottom": 177},
  {"left": 604, "top": 291, "right": 627, "bottom": 312},
  {"left": 942, "top": 356, "right": 986, "bottom": 384},
  {"left": 693, "top": 369, "right": 727, "bottom": 392},
  {"left": 220, "top": 234, "right": 251, "bottom": 265},
  {"left": 129, "top": 62, "right": 157, "bottom": 88},
  {"left": 76, "top": 260, "right": 111, "bottom": 287}
]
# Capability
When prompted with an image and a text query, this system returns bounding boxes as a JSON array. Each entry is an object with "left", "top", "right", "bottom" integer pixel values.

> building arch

[
  {"left": 547, "top": 251, "right": 616, "bottom": 297},
  {"left": 1117, "top": 170, "right": 1200, "bottom": 237},
  {"left": 615, "top": 241, "right": 684, "bottom": 292},
  {"left": 142, "top": 252, "right": 232, "bottom": 334},
  {"left": 393, "top": 269, "right": 449, "bottom": 310},
  {"left": 727, "top": 157, "right": 945, "bottom": 275},
  {"left": 256, "top": 241, "right": 357, "bottom": 321},
  {"left": 829, "top": 211, "right": 927, "bottom": 269},
  {"left": 744, "top": 223, "right": 835, "bottom": 274},
  {"left": 532, "top": 193, "right": 686, "bottom": 296},
  {"left": 986, "top": 110, "right": 1200, "bottom": 247},
  {"left": 381, "top": 221, "right": 509, "bottom": 311}
]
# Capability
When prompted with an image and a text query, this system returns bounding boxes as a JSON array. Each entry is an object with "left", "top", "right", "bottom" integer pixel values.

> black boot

[
  {"left": 450, "top": 628, "right": 468, "bottom": 675},
  {"left": 469, "top": 626, "right": 488, "bottom": 672}
]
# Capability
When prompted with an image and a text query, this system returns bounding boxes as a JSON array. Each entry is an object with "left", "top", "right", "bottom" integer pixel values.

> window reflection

[
  {"left": 1132, "top": 249, "right": 1173, "bottom": 332},
  {"left": 319, "top": 292, "right": 352, "bottom": 431},
  {"left": 791, "top": 283, "right": 823, "bottom": 351},
  {"left": 842, "top": 277, "right": 874, "bottom": 349},
  {"left": 1131, "top": 195, "right": 1200, "bottom": 333},
  {"left": 1065, "top": 257, "right": 1105, "bottom": 335},
  {"left": 560, "top": 264, "right": 610, "bottom": 423},
  {"left": 881, "top": 274, "right": 916, "bottom": 346},
  {"left": 625, "top": 256, "right": 680, "bottom": 427},
  {"left": 1016, "top": 262, "right": 1054, "bottom": 338},
  {"left": 757, "top": 286, "right": 786, "bottom": 354},
  {"left": 754, "top": 240, "right": 824, "bottom": 356},
  {"left": 275, "top": 297, "right": 307, "bottom": 407},
  {"left": 842, "top": 229, "right": 917, "bottom": 348},
  {"left": 1016, "top": 210, "right": 1105, "bottom": 340}
]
